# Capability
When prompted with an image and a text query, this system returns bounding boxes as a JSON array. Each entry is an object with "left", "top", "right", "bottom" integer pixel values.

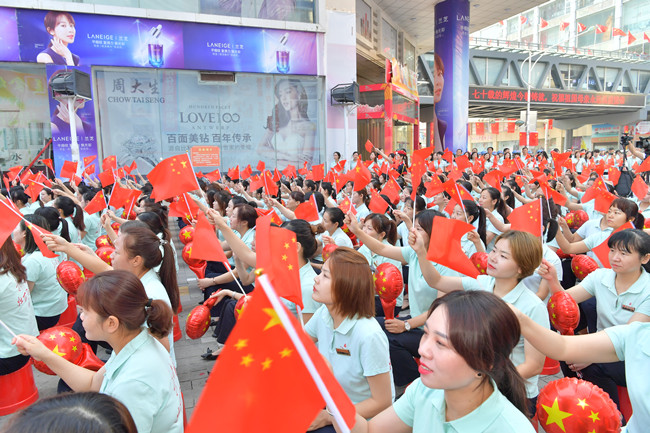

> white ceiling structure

[{"left": 373, "top": 0, "right": 550, "bottom": 52}]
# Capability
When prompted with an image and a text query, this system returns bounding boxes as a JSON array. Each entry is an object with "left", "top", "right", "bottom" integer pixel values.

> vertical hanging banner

[
  {"left": 434, "top": 0, "right": 470, "bottom": 153},
  {"left": 46, "top": 65, "right": 99, "bottom": 177}
]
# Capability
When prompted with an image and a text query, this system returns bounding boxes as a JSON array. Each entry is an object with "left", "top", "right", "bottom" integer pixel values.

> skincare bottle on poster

[
  {"left": 276, "top": 33, "right": 290, "bottom": 74},
  {"left": 148, "top": 25, "right": 164, "bottom": 68}
]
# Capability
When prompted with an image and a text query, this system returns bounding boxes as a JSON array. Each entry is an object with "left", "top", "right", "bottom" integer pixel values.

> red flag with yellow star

[
  {"left": 0, "top": 199, "right": 24, "bottom": 247},
  {"left": 25, "top": 221, "right": 58, "bottom": 259},
  {"left": 592, "top": 221, "right": 634, "bottom": 268},
  {"left": 255, "top": 214, "right": 302, "bottom": 309},
  {"left": 168, "top": 193, "right": 199, "bottom": 222},
  {"left": 507, "top": 198, "right": 543, "bottom": 237},
  {"left": 192, "top": 213, "right": 228, "bottom": 264},
  {"left": 83, "top": 190, "right": 107, "bottom": 215},
  {"left": 148, "top": 154, "right": 200, "bottom": 202},
  {"left": 426, "top": 216, "right": 479, "bottom": 278},
  {"left": 186, "top": 282, "right": 356, "bottom": 433}
]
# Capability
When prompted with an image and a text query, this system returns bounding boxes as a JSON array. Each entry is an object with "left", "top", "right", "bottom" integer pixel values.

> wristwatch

[{"left": 404, "top": 320, "right": 411, "bottom": 332}]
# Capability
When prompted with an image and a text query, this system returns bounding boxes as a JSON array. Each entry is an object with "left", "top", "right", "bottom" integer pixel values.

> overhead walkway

[{"left": 418, "top": 38, "right": 650, "bottom": 128}]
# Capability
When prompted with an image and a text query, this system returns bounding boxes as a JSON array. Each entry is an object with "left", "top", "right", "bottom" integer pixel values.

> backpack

[{"left": 615, "top": 168, "right": 634, "bottom": 197}]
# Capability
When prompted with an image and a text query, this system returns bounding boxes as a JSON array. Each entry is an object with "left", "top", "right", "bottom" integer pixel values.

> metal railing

[{"left": 469, "top": 37, "right": 650, "bottom": 62}]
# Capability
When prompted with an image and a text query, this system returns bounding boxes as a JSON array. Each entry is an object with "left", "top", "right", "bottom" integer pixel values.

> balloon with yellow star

[
  {"left": 321, "top": 243, "right": 338, "bottom": 262},
  {"left": 179, "top": 225, "right": 195, "bottom": 245},
  {"left": 470, "top": 252, "right": 488, "bottom": 275},
  {"left": 56, "top": 261, "right": 86, "bottom": 296},
  {"left": 571, "top": 255, "right": 599, "bottom": 280},
  {"left": 182, "top": 242, "right": 205, "bottom": 268},
  {"left": 33, "top": 326, "right": 84, "bottom": 375},
  {"left": 547, "top": 289, "right": 580, "bottom": 336},
  {"left": 537, "top": 377, "right": 621, "bottom": 433},
  {"left": 95, "top": 246, "right": 115, "bottom": 266},
  {"left": 373, "top": 263, "right": 403, "bottom": 319},
  {"left": 95, "top": 234, "right": 113, "bottom": 248}
]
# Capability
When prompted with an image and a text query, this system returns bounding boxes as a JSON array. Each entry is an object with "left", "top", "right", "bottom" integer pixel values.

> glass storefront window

[
  {"left": 540, "top": 0, "right": 567, "bottom": 21},
  {"left": 576, "top": 8, "right": 615, "bottom": 48},
  {"left": 0, "top": 63, "right": 51, "bottom": 171},
  {"left": 57, "top": 0, "right": 317, "bottom": 24},
  {"left": 392, "top": 93, "right": 417, "bottom": 119},
  {"left": 622, "top": 0, "right": 650, "bottom": 34},
  {"left": 95, "top": 67, "right": 324, "bottom": 170}
]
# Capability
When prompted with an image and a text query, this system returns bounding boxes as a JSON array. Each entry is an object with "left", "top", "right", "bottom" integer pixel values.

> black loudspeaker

[
  {"left": 331, "top": 82, "right": 359, "bottom": 105},
  {"left": 49, "top": 69, "right": 92, "bottom": 99}
]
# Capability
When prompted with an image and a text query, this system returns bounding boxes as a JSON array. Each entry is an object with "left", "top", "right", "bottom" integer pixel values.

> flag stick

[
  {"left": 539, "top": 197, "right": 544, "bottom": 239},
  {"left": 224, "top": 261, "right": 248, "bottom": 297},
  {"left": 0, "top": 318, "right": 18, "bottom": 339},
  {"left": 455, "top": 183, "right": 469, "bottom": 224},
  {"left": 257, "top": 274, "right": 351, "bottom": 433}
]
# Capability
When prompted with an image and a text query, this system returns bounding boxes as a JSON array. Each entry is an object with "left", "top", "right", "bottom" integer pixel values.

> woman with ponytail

[
  {"left": 35, "top": 206, "right": 71, "bottom": 242},
  {"left": 13, "top": 271, "right": 183, "bottom": 433},
  {"left": 53, "top": 196, "right": 85, "bottom": 244},
  {"left": 333, "top": 290, "right": 534, "bottom": 432},
  {"left": 43, "top": 221, "right": 179, "bottom": 364},
  {"left": 12, "top": 214, "right": 68, "bottom": 330},
  {"left": 478, "top": 187, "right": 509, "bottom": 252}
]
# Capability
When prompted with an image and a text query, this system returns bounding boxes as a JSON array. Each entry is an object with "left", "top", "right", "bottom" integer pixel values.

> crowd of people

[{"left": 0, "top": 138, "right": 649, "bottom": 432}]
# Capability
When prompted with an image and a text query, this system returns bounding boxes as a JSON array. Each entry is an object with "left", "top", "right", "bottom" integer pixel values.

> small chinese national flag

[
  {"left": 98, "top": 170, "right": 115, "bottom": 187},
  {"left": 631, "top": 176, "right": 649, "bottom": 201},
  {"left": 60, "top": 160, "right": 78, "bottom": 179},
  {"left": 369, "top": 189, "right": 389, "bottom": 214},
  {"left": 426, "top": 216, "right": 479, "bottom": 278},
  {"left": 592, "top": 222, "right": 634, "bottom": 268},
  {"left": 83, "top": 155, "right": 97, "bottom": 166},
  {"left": 255, "top": 208, "right": 283, "bottom": 226},
  {"left": 381, "top": 177, "right": 401, "bottom": 204},
  {"left": 186, "top": 279, "right": 356, "bottom": 433},
  {"left": 84, "top": 190, "right": 107, "bottom": 215},
  {"left": 508, "top": 198, "right": 543, "bottom": 237},
  {"left": 0, "top": 199, "right": 24, "bottom": 246},
  {"left": 294, "top": 197, "right": 320, "bottom": 223},
  {"left": 148, "top": 154, "right": 200, "bottom": 202},
  {"left": 25, "top": 222, "right": 58, "bottom": 258},
  {"left": 168, "top": 193, "right": 199, "bottom": 222},
  {"left": 255, "top": 214, "right": 302, "bottom": 309},
  {"left": 102, "top": 156, "right": 117, "bottom": 171},
  {"left": 191, "top": 213, "right": 229, "bottom": 264}
]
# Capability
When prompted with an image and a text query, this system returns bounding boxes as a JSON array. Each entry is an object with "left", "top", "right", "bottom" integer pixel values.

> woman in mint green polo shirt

[
  {"left": 13, "top": 270, "right": 183, "bottom": 433},
  {"left": 513, "top": 306, "right": 650, "bottom": 433},
  {"left": 334, "top": 290, "right": 534, "bottom": 433},
  {"left": 12, "top": 214, "right": 68, "bottom": 331},
  {"left": 537, "top": 229, "right": 650, "bottom": 417},
  {"left": 412, "top": 229, "right": 548, "bottom": 416},
  {"left": 306, "top": 247, "right": 393, "bottom": 432},
  {"left": 346, "top": 209, "right": 461, "bottom": 389}
]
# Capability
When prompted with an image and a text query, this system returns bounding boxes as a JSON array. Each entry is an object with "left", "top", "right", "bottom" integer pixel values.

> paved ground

[{"left": 0, "top": 221, "right": 562, "bottom": 430}]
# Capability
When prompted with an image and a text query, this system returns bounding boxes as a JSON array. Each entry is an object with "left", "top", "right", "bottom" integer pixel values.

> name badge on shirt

[
  {"left": 622, "top": 304, "right": 635, "bottom": 312},
  {"left": 336, "top": 347, "right": 351, "bottom": 356}
]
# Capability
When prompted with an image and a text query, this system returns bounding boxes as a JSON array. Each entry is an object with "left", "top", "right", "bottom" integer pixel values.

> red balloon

[
  {"left": 571, "top": 255, "right": 599, "bottom": 280},
  {"left": 321, "top": 243, "right": 338, "bottom": 262},
  {"left": 179, "top": 226, "right": 194, "bottom": 245},
  {"left": 380, "top": 298, "right": 397, "bottom": 320},
  {"left": 181, "top": 242, "right": 205, "bottom": 267},
  {"left": 13, "top": 241, "right": 24, "bottom": 258},
  {"left": 185, "top": 297, "right": 218, "bottom": 339},
  {"left": 83, "top": 268, "right": 95, "bottom": 279},
  {"left": 77, "top": 343, "right": 105, "bottom": 371},
  {"left": 189, "top": 262, "right": 207, "bottom": 279},
  {"left": 470, "top": 252, "right": 488, "bottom": 275},
  {"left": 537, "top": 377, "right": 621, "bottom": 433},
  {"left": 234, "top": 295, "right": 252, "bottom": 320},
  {"left": 645, "top": 217, "right": 650, "bottom": 230},
  {"left": 56, "top": 261, "right": 86, "bottom": 296},
  {"left": 555, "top": 248, "right": 574, "bottom": 260},
  {"left": 95, "top": 246, "right": 115, "bottom": 266},
  {"left": 95, "top": 234, "right": 113, "bottom": 248},
  {"left": 373, "top": 263, "right": 403, "bottom": 303},
  {"left": 565, "top": 210, "right": 589, "bottom": 230},
  {"left": 110, "top": 222, "right": 120, "bottom": 232},
  {"left": 34, "top": 326, "right": 84, "bottom": 375},
  {"left": 548, "top": 291, "right": 580, "bottom": 335},
  {"left": 121, "top": 209, "right": 137, "bottom": 220}
]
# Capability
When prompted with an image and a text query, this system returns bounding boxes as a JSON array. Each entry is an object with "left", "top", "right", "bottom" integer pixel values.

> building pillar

[{"left": 434, "top": 0, "right": 470, "bottom": 153}]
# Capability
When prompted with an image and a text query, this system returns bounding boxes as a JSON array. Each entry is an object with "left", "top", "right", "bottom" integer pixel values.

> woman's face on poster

[
  {"left": 433, "top": 64, "right": 444, "bottom": 104},
  {"left": 278, "top": 82, "right": 299, "bottom": 111},
  {"left": 50, "top": 14, "right": 76, "bottom": 44}
]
